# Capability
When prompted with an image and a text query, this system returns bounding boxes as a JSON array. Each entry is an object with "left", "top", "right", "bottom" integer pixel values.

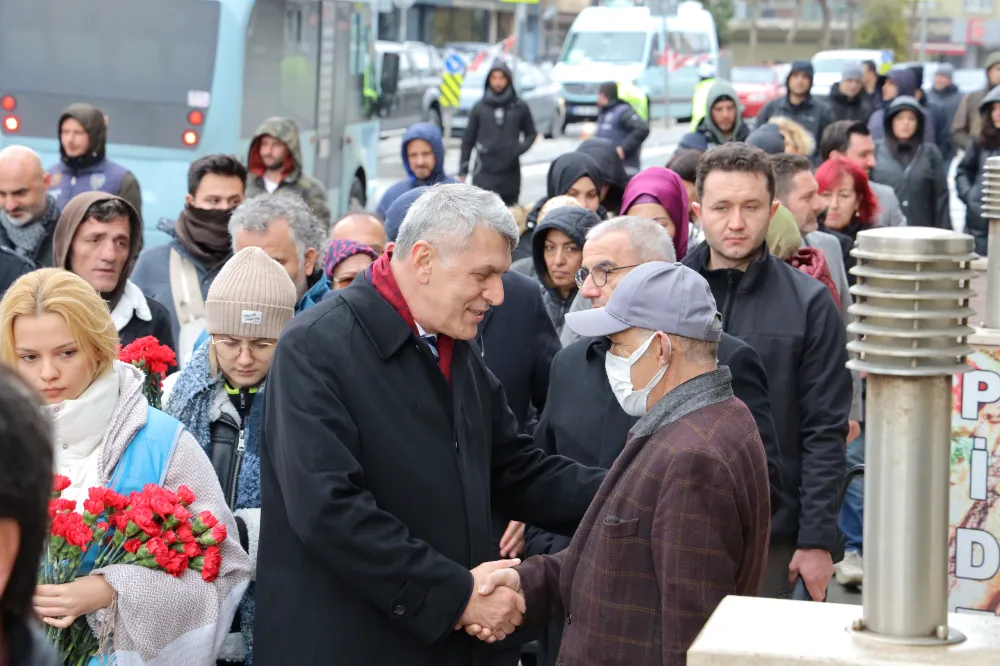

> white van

[{"left": 551, "top": 0, "right": 718, "bottom": 123}]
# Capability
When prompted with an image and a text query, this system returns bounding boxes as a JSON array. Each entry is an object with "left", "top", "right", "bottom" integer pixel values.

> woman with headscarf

[
  {"left": 619, "top": 166, "right": 690, "bottom": 260},
  {"left": 512, "top": 152, "right": 604, "bottom": 261},
  {"left": 870, "top": 96, "right": 950, "bottom": 230},
  {"left": 323, "top": 239, "right": 379, "bottom": 291},
  {"left": 575, "top": 138, "right": 630, "bottom": 215}
]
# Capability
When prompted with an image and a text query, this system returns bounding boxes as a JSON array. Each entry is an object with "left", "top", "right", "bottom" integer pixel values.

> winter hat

[
  {"left": 323, "top": 239, "right": 379, "bottom": 279},
  {"left": 789, "top": 60, "right": 815, "bottom": 82},
  {"left": 384, "top": 186, "right": 431, "bottom": 242},
  {"left": 747, "top": 123, "right": 786, "bottom": 155},
  {"left": 841, "top": 62, "right": 863, "bottom": 81},
  {"left": 206, "top": 246, "right": 297, "bottom": 340},
  {"left": 936, "top": 63, "right": 955, "bottom": 80},
  {"left": 886, "top": 68, "right": 918, "bottom": 98},
  {"left": 766, "top": 204, "right": 802, "bottom": 261}
]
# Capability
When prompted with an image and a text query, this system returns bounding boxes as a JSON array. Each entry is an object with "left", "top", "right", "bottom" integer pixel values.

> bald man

[
  {"left": 0, "top": 146, "right": 61, "bottom": 267},
  {"left": 328, "top": 212, "right": 387, "bottom": 254}
]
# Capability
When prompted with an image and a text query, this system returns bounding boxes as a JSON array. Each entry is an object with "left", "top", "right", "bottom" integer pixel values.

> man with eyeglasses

[{"left": 524, "top": 216, "right": 781, "bottom": 666}]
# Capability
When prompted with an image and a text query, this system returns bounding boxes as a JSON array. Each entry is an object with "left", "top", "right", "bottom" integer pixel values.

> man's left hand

[
  {"left": 499, "top": 521, "right": 525, "bottom": 558},
  {"left": 847, "top": 420, "right": 861, "bottom": 444},
  {"left": 789, "top": 548, "right": 833, "bottom": 601},
  {"left": 616, "top": 146, "right": 625, "bottom": 160}
]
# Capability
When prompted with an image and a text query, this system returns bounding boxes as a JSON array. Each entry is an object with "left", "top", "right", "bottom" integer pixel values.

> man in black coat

[
  {"left": 255, "top": 184, "right": 604, "bottom": 666},
  {"left": 459, "top": 60, "right": 537, "bottom": 206},
  {"left": 927, "top": 63, "right": 963, "bottom": 164},
  {"left": 0, "top": 245, "right": 32, "bottom": 295},
  {"left": 524, "top": 215, "right": 782, "bottom": 666},
  {"left": 755, "top": 60, "right": 835, "bottom": 158},
  {"left": 682, "top": 144, "right": 851, "bottom": 602},
  {"left": 594, "top": 81, "right": 650, "bottom": 175},
  {"left": 827, "top": 62, "right": 874, "bottom": 124}
]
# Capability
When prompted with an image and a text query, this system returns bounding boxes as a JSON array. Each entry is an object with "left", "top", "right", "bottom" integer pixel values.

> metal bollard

[
  {"left": 847, "top": 227, "right": 976, "bottom": 646},
  {"left": 984, "top": 156, "right": 1000, "bottom": 329}
]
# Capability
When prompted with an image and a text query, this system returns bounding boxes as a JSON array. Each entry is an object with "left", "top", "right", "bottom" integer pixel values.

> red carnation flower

[
  {"left": 201, "top": 546, "right": 221, "bottom": 583},
  {"left": 175, "top": 522, "right": 195, "bottom": 543},
  {"left": 162, "top": 530, "right": 177, "bottom": 544},
  {"left": 164, "top": 550, "right": 189, "bottom": 577},
  {"left": 49, "top": 498, "right": 77, "bottom": 517},
  {"left": 52, "top": 475, "right": 71, "bottom": 493},
  {"left": 181, "top": 540, "right": 202, "bottom": 559},
  {"left": 125, "top": 506, "right": 161, "bottom": 537},
  {"left": 83, "top": 498, "right": 104, "bottom": 517},
  {"left": 122, "top": 538, "right": 142, "bottom": 554},
  {"left": 146, "top": 536, "right": 172, "bottom": 569},
  {"left": 102, "top": 489, "right": 129, "bottom": 511},
  {"left": 173, "top": 505, "right": 192, "bottom": 523},
  {"left": 176, "top": 485, "right": 196, "bottom": 506},
  {"left": 64, "top": 520, "right": 94, "bottom": 549},
  {"left": 192, "top": 510, "right": 219, "bottom": 535}
]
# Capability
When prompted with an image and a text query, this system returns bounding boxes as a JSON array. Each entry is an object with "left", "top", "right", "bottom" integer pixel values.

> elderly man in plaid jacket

[{"left": 471, "top": 262, "right": 771, "bottom": 665}]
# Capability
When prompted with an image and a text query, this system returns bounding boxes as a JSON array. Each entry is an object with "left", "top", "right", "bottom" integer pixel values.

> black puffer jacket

[
  {"left": 458, "top": 61, "right": 537, "bottom": 205},
  {"left": 682, "top": 241, "right": 851, "bottom": 551},
  {"left": 0, "top": 245, "right": 33, "bottom": 295},
  {"left": 755, "top": 61, "right": 835, "bottom": 150},
  {"left": 827, "top": 82, "right": 875, "bottom": 124},
  {"left": 871, "top": 96, "right": 951, "bottom": 229},
  {"left": 928, "top": 83, "right": 963, "bottom": 164},
  {"left": 955, "top": 86, "right": 1000, "bottom": 256}
]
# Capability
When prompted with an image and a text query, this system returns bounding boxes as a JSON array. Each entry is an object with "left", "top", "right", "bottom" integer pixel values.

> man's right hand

[{"left": 456, "top": 559, "right": 525, "bottom": 642}]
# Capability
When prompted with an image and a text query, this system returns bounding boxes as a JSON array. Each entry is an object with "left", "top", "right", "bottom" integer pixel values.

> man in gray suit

[{"left": 819, "top": 120, "right": 907, "bottom": 228}]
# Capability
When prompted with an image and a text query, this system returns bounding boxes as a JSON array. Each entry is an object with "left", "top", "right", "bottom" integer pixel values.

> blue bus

[{"left": 0, "top": 0, "right": 383, "bottom": 246}]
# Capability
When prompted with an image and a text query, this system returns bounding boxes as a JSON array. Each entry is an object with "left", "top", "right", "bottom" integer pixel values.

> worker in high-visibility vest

[
  {"left": 690, "top": 63, "right": 717, "bottom": 130},
  {"left": 617, "top": 80, "right": 648, "bottom": 121}
]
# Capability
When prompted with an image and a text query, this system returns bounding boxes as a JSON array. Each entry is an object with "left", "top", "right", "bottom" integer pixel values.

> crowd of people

[{"left": 1, "top": 52, "right": 999, "bottom": 666}]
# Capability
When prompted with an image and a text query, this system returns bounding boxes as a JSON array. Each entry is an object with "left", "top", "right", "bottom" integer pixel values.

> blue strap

[{"left": 80, "top": 406, "right": 184, "bottom": 574}]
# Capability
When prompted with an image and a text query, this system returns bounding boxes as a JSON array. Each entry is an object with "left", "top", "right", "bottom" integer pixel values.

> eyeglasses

[
  {"left": 211, "top": 337, "right": 277, "bottom": 362},
  {"left": 575, "top": 264, "right": 640, "bottom": 288}
]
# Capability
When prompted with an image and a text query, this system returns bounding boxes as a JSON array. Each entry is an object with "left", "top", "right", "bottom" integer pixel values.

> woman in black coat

[
  {"left": 871, "top": 96, "right": 951, "bottom": 229},
  {"left": 956, "top": 86, "right": 1000, "bottom": 256}
]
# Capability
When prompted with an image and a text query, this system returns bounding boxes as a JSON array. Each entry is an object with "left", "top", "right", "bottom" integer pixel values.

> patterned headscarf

[{"left": 323, "top": 239, "right": 379, "bottom": 279}]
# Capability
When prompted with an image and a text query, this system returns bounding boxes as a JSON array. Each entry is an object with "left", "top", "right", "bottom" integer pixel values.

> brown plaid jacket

[{"left": 517, "top": 393, "right": 771, "bottom": 666}]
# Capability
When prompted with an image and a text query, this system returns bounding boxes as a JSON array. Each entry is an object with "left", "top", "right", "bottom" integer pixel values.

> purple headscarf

[
  {"left": 620, "top": 167, "right": 690, "bottom": 260},
  {"left": 323, "top": 239, "right": 379, "bottom": 279}
]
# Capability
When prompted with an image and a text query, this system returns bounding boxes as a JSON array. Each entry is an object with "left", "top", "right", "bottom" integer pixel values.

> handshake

[{"left": 455, "top": 558, "right": 525, "bottom": 643}]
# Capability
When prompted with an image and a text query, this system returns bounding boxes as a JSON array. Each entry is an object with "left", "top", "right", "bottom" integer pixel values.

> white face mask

[{"left": 605, "top": 332, "right": 670, "bottom": 417}]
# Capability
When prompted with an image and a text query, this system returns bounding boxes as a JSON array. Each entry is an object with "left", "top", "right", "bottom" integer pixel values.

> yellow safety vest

[
  {"left": 690, "top": 78, "right": 714, "bottom": 130},
  {"left": 617, "top": 81, "right": 648, "bottom": 121}
]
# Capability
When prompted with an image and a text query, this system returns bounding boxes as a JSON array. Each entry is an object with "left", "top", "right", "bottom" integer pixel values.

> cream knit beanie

[{"left": 206, "top": 247, "right": 297, "bottom": 339}]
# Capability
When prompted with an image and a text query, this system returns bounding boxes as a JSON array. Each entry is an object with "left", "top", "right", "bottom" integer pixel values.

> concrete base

[{"left": 688, "top": 596, "right": 1000, "bottom": 665}]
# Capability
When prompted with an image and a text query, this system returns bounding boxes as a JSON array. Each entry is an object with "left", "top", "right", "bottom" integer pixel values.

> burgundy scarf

[
  {"left": 368, "top": 252, "right": 454, "bottom": 383},
  {"left": 787, "top": 247, "right": 840, "bottom": 310}
]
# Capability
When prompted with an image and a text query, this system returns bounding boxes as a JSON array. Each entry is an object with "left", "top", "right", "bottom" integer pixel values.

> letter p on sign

[{"left": 961, "top": 370, "right": 1000, "bottom": 420}]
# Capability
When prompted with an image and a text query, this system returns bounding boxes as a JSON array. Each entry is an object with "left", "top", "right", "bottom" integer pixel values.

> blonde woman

[
  {"left": 770, "top": 116, "right": 816, "bottom": 157},
  {"left": 0, "top": 269, "right": 250, "bottom": 665}
]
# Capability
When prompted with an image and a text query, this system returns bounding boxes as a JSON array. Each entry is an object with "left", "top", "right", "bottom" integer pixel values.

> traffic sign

[
  {"left": 439, "top": 73, "right": 463, "bottom": 108},
  {"left": 444, "top": 54, "right": 465, "bottom": 75}
]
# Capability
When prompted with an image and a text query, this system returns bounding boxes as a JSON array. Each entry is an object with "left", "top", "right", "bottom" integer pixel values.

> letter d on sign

[
  {"left": 955, "top": 528, "right": 1000, "bottom": 580},
  {"left": 961, "top": 370, "right": 1000, "bottom": 420}
]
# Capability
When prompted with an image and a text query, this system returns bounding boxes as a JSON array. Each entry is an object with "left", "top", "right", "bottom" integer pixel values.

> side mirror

[{"left": 380, "top": 52, "right": 401, "bottom": 98}]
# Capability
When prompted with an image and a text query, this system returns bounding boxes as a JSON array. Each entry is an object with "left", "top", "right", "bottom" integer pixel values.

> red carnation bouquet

[
  {"left": 118, "top": 336, "right": 176, "bottom": 409},
  {"left": 41, "top": 475, "right": 226, "bottom": 664}
]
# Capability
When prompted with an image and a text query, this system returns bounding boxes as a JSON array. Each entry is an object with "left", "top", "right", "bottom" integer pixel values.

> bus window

[
  {"left": 242, "top": 0, "right": 322, "bottom": 137},
  {"left": 0, "top": 0, "right": 219, "bottom": 147}
]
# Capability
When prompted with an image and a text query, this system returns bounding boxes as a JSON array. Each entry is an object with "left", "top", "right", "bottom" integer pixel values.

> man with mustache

[{"left": 0, "top": 145, "right": 62, "bottom": 267}]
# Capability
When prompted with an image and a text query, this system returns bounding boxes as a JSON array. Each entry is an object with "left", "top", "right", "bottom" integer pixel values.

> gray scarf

[
  {"left": 630, "top": 366, "right": 734, "bottom": 439},
  {"left": 0, "top": 195, "right": 59, "bottom": 260}
]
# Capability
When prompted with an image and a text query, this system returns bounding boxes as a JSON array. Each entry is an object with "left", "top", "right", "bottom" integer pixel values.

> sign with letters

[{"left": 950, "top": 344, "right": 1000, "bottom": 616}]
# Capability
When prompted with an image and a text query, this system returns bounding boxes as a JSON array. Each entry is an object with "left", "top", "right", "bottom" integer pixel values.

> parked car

[
  {"left": 450, "top": 56, "right": 565, "bottom": 139},
  {"left": 376, "top": 41, "right": 443, "bottom": 134},
  {"left": 731, "top": 66, "right": 782, "bottom": 118}
]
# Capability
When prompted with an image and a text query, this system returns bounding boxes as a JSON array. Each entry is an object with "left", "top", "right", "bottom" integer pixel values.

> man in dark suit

[
  {"left": 524, "top": 216, "right": 781, "bottom": 666},
  {"left": 255, "top": 184, "right": 605, "bottom": 666},
  {"left": 473, "top": 262, "right": 771, "bottom": 664}
]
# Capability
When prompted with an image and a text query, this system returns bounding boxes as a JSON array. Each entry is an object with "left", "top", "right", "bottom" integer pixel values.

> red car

[{"left": 731, "top": 66, "right": 783, "bottom": 119}]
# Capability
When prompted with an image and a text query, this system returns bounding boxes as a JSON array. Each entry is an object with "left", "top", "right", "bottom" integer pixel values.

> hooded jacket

[
  {"left": 871, "top": 96, "right": 951, "bottom": 230},
  {"left": 680, "top": 80, "right": 751, "bottom": 151},
  {"left": 52, "top": 191, "right": 173, "bottom": 349},
  {"left": 620, "top": 166, "right": 691, "bottom": 260},
  {"left": 756, "top": 61, "right": 835, "bottom": 151},
  {"left": 594, "top": 97, "right": 650, "bottom": 171},
  {"left": 246, "top": 117, "right": 331, "bottom": 226},
  {"left": 952, "top": 51, "right": 1000, "bottom": 152},
  {"left": 531, "top": 206, "right": 601, "bottom": 335},
  {"left": 827, "top": 81, "right": 875, "bottom": 124},
  {"left": 458, "top": 61, "right": 537, "bottom": 204},
  {"left": 576, "top": 138, "right": 630, "bottom": 215},
  {"left": 47, "top": 103, "right": 143, "bottom": 219},
  {"left": 513, "top": 152, "right": 605, "bottom": 262},
  {"left": 956, "top": 85, "right": 1000, "bottom": 255},
  {"left": 867, "top": 69, "right": 936, "bottom": 143},
  {"left": 376, "top": 123, "right": 457, "bottom": 218}
]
